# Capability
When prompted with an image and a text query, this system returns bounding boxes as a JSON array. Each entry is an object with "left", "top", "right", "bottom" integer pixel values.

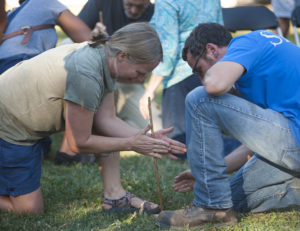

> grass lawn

[
  {"left": 1, "top": 28, "right": 300, "bottom": 231},
  {"left": 1, "top": 142, "right": 300, "bottom": 231}
]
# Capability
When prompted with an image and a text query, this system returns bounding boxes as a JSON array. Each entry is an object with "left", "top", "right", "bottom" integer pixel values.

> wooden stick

[
  {"left": 98, "top": 11, "right": 103, "bottom": 23},
  {"left": 148, "top": 97, "right": 164, "bottom": 211}
]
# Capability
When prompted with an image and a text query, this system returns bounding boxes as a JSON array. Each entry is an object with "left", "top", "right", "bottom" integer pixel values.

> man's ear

[
  {"left": 205, "top": 43, "right": 218, "bottom": 58},
  {"left": 117, "top": 51, "right": 129, "bottom": 62}
]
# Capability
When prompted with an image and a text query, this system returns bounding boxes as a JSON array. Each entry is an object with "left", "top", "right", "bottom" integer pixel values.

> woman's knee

[
  {"left": 16, "top": 201, "right": 44, "bottom": 214},
  {"left": 11, "top": 188, "right": 44, "bottom": 214}
]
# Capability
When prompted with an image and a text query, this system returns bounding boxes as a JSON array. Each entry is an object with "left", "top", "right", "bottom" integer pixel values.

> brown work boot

[{"left": 156, "top": 203, "right": 237, "bottom": 229}]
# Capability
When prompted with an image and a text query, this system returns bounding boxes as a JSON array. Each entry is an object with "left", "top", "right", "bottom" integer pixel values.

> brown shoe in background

[{"left": 156, "top": 203, "right": 237, "bottom": 229}]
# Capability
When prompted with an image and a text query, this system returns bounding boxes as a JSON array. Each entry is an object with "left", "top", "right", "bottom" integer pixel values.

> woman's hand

[
  {"left": 173, "top": 169, "right": 195, "bottom": 193},
  {"left": 130, "top": 125, "right": 170, "bottom": 158},
  {"left": 153, "top": 127, "right": 186, "bottom": 155},
  {"left": 130, "top": 125, "right": 186, "bottom": 160}
]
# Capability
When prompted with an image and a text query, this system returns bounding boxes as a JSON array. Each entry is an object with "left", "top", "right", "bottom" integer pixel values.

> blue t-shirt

[
  {"left": 220, "top": 30, "right": 300, "bottom": 146},
  {"left": 0, "top": 0, "right": 67, "bottom": 60}
]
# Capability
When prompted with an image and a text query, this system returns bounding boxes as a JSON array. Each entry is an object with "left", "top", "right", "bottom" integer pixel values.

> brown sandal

[{"left": 102, "top": 192, "right": 161, "bottom": 214}]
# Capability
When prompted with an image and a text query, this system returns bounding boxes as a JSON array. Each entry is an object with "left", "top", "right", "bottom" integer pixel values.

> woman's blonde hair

[{"left": 89, "top": 22, "right": 163, "bottom": 64}]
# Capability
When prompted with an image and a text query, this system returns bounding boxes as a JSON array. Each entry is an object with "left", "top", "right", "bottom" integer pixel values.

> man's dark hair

[{"left": 182, "top": 23, "right": 232, "bottom": 61}]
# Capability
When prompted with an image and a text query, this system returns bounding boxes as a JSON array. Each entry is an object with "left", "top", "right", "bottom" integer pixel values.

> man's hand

[
  {"left": 173, "top": 169, "right": 195, "bottom": 193},
  {"left": 91, "top": 22, "right": 107, "bottom": 38}
]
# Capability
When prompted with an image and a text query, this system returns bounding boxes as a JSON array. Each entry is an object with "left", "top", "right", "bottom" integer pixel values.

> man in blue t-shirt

[{"left": 156, "top": 23, "right": 300, "bottom": 229}]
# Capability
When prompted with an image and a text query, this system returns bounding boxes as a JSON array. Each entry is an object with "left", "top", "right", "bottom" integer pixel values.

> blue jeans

[
  {"left": 185, "top": 87, "right": 300, "bottom": 211},
  {"left": 162, "top": 75, "right": 240, "bottom": 160}
]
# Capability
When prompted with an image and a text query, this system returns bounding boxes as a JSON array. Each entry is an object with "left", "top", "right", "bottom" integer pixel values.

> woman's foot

[{"left": 102, "top": 191, "right": 160, "bottom": 214}]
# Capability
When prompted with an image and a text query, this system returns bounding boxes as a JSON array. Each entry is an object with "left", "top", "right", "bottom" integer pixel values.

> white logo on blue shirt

[{"left": 259, "top": 31, "right": 289, "bottom": 47}]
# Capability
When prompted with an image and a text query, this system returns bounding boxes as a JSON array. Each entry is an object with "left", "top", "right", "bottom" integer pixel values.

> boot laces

[{"left": 183, "top": 203, "right": 197, "bottom": 214}]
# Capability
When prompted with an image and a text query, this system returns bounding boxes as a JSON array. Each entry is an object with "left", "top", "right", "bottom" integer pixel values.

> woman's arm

[{"left": 65, "top": 93, "right": 185, "bottom": 159}]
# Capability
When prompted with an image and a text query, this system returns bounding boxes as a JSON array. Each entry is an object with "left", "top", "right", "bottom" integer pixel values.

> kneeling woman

[{"left": 0, "top": 22, "right": 185, "bottom": 214}]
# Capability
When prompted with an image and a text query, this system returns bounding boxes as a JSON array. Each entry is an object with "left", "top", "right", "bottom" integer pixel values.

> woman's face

[{"left": 112, "top": 54, "right": 159, "bottom": 83}]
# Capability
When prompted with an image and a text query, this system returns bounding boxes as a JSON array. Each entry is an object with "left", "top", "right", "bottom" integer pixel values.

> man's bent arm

[{"left": 204, "top": 61, "right": 245, "bottom": 96}]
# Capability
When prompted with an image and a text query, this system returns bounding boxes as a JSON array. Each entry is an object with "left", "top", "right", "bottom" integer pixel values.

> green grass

[
  {"left": 1, "top": 27, "right": 300, "bottom": 231},
  {"left": 1, "top": 134, "right": 299, "bottom": 231}
]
